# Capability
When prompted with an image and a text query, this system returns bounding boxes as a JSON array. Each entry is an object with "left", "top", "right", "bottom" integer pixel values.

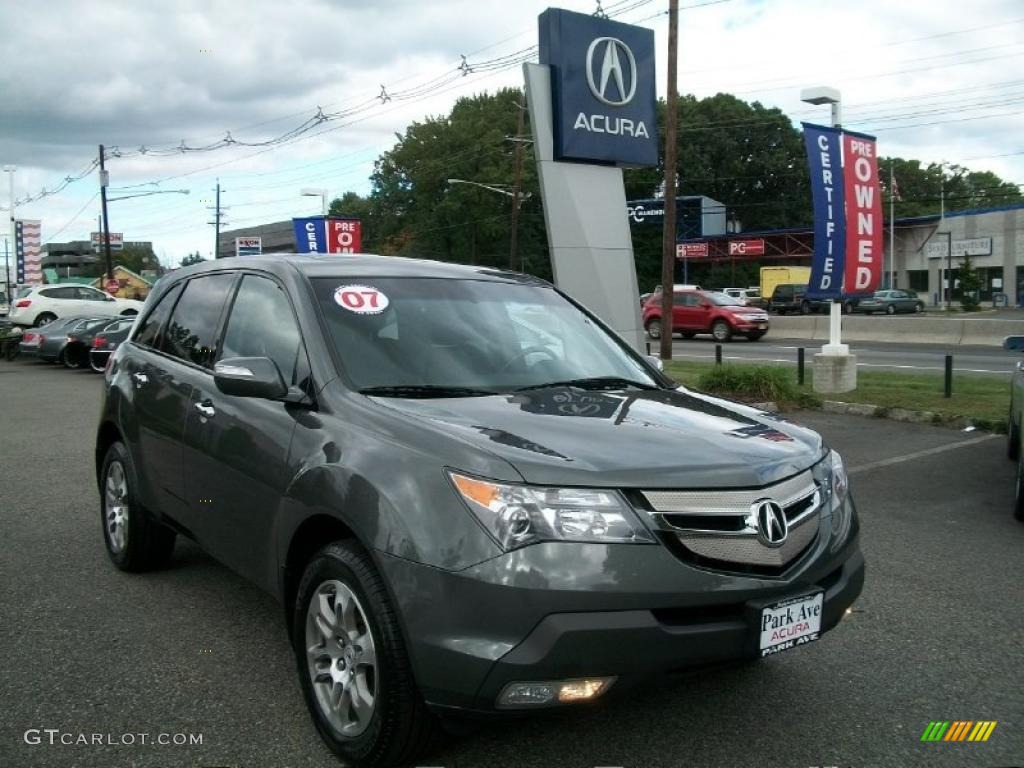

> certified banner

[
  {"left": 802, "top": 123, "right": 845, "bottom": 299},
  {"left": 842, "top": 130, "right": 883, "bottom": 294},
  {"left": 293, "top": 218, "right": 326, "bottom": 253}
]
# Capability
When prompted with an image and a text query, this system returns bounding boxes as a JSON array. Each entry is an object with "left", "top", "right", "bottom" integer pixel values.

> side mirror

[
  {"left": 214, "top": 356, "right": 287, "bottom": 399},
  {"left": 645, "top": 355, "right": 664, "bottom": 371},
  {"left": 1004, "top": 336, "right": 1024, "bottom": 352}
]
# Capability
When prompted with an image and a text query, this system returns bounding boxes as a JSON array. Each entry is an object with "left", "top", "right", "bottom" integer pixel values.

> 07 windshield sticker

[{"left": 333, "top": 284, "right": 389, "bottom": 315}]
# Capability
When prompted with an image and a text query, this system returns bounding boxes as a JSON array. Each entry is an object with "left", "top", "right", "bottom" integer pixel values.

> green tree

[
  {"left": 958, "top": 254, "right": 983, "bottom": 311},
  {"left": 880, "top": 158, "right": 1021, "bottom": 219},
  {"left": 179, "top": 251, "right": 205, "bottom": 267}
]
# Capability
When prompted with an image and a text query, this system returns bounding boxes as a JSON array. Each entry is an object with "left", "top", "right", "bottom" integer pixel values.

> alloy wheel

[
  {"left": 305, "top": 580, "right": 378, "bottom": 738},
  {"left": 104, "top": 460, "right": 129, "bottom": 553}
]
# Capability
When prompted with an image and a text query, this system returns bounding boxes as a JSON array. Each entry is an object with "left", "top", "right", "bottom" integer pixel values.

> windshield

[
  {"left": 313, "top": 277, "right": 660, "bottom": 393},
  {"left": 707, "top": 292, "right": 744, "bottom": 306}
]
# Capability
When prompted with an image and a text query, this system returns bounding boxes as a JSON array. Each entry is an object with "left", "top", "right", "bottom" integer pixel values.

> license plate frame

[{"left": 756, "top": 591, "right": 823, "bottom": 657}]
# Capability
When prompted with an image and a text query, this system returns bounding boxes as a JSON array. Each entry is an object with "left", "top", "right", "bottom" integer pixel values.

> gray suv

[{"left": 95, "top": 255, "right": 864, "bottom": 767}]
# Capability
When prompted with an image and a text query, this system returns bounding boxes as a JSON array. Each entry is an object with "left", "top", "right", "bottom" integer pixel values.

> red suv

[{"left": 643, "top": 288, "right": 770, "bottom": 342}]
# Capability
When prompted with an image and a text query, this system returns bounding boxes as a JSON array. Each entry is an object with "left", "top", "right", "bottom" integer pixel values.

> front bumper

[{"left": 376, "top": 510, "right": 864, "bottom": 715}]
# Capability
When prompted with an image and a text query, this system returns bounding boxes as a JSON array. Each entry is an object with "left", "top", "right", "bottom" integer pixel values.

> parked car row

[
  {"left": 767, "top": 284, "right": 925, "bottom": 315},
  {"left": 18, "top": 315, "right": 136, "bottom": 372}
]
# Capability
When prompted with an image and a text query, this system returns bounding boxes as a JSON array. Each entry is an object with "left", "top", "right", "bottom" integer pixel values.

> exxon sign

[{"left": 539, "top": 8, "right": 657, "bottom": 167}]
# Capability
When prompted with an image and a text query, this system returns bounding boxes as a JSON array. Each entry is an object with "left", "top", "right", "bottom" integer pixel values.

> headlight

[
  {"left": 448, "top": 472, "right": 655, "bottom": 551},
  {"left": 824, "top": 449, "right": 852, "bottom": 550}
]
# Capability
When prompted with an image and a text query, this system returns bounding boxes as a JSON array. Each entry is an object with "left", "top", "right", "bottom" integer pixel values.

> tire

[
  {"left": 711, "top": 319, "right": 732, "bottom": 343},
  {"left": 293, "top": 541, "right": 444, "bottom": 768},
  {"left": 34, "top": 312, "right": 57, "bottom": 327},
  {"left": 90, "top": 354, "right": 108, "bottom": 373},
  {"left": 681, "top": 332, "right": 696, "bottom": 339},
  {"left": 99, "top": 441, "right": 176, "bottom": 572},
  {"left": 1008, "top": 412, "right": 1020, "bottom": 461},
  {"left": 885, "top": 304, "right": 896, "bottom": 315},
  {"left": 843, "top": 302, "right": 853, "bottom": 314},
  {"left": 120, "top": 309, "right": 138, "bottom": 317},
  {"left": 914, "top": 302, "right": 924, "bottom": 313},
  {"left": 800, "top": 301, "right": 811, "bottom": 315},
  {"left": 63, "top": 344, "right": 85, "bottom": 370},
  {"left": 1015, "top": 450, "right": 1024, "bottom": 522},
  {"left": 746, "top": 332, "right": 765, "bottom": 341},
  {"left": 645, "top": 319, "right": 662, "bottom": 340}
]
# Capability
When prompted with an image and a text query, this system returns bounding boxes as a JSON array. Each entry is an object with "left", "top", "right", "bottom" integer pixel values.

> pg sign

[
  {"left": 293, "top": 218, "right": 362, "bottom": 254},
  {"left": 539, "top": 8, "right": 657, "bottom": 167}
]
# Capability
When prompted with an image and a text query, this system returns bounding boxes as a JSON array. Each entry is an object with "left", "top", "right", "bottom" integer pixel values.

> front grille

[{"left": 638, "top": 470, "right": 823, "bottom": 574}]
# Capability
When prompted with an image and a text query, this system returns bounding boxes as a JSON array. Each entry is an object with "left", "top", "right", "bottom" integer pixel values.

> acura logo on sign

[
  {"left": 752, "top": 500, "right": 788, "bottom": 547},
  {"left": 586, "top": 37, "right": 637, "bottom": 106}
]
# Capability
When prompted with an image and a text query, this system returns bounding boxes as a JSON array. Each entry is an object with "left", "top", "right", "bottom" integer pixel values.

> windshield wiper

[
  {"left": 359, "top": 385, "right": 500, "bottom": 398},
  {"left": 515, "top": 376, "right": 660, "bottom": 393}
]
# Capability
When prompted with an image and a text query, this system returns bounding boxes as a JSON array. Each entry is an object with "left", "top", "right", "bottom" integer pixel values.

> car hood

[{"left": 371, "top": 386, "right": 823, "bottom": 488}]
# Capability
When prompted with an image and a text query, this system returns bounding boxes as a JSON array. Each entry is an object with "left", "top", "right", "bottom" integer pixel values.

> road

[
  {"left": 1, "top": 360, "right": 1022, "bottom": 768},
  {"left": 669, "top": 336, "right": 1020, "bottom": 375}
]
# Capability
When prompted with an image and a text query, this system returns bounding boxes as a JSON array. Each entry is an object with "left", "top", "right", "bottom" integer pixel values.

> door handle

[
  {"left": 194, "top": 400, "right": 216, "bottom": 419},
  {"left": 131, "top": 372, "right": 148, "bottom": 387}
]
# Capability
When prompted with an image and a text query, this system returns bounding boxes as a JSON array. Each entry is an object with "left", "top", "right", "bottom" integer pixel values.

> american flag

[{"left": 15, "top": 219, "right": 42, "bottom": 285}]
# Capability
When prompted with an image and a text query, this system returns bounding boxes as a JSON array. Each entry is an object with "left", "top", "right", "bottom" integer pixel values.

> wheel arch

[{"left": 95, "top": 420, "right": 123, "bottom": 490}]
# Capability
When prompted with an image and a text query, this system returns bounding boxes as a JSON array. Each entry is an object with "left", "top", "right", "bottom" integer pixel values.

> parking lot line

[{"left": 848, "top": 434, "right": 999, "bottom": 474}]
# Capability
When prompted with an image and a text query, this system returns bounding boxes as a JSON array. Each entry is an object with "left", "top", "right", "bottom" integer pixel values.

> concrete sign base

[
  {"left": 523, "top": 62, "right": 645, "bottom": 351},
  {"left": 813, "top": 353, "right": 858, "bottom": 394}
]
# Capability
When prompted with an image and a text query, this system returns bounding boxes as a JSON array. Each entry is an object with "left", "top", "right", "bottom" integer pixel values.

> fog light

[{"left": 497, "top": 677, "right": 615, "bottom": 708}]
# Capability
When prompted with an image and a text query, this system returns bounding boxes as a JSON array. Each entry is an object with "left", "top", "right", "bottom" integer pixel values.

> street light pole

[
  {"left": 3, "top": 165, "right": 14, "bottom": 293},
  {"left": 98, "top": 146, "right": 114, "bottom": 280},
  {"left": 301, "top": 187, "right": 328, "bottom": 217}
]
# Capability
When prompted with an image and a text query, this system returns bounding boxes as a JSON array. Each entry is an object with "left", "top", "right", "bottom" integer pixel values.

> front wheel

[
  {"left": 711, "top": 319, "right": 732, "bottom": 343},
  {"left": 100, "top": 441, "right": 176, "bottom": 571},
  {"left": 914, "top": 302, "right": 924, "bottom": 313},
  {"left": 645, "top": 319, "right": 662, "bottom": 340},
  {"left": 885, "top": 304, "right": 896, "bottom": 315},
  {"left": 294, "top": 541, "right": 443, "bottom": 767}
]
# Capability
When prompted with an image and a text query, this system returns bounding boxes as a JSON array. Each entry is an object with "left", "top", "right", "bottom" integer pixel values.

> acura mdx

[{"left": 95, "top": 255, "right": 864, "bottom": 767}]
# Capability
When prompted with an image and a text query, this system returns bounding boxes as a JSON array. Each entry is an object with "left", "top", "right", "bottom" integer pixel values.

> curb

[{"left": 819, "top": 399, "right": 1004, "bottom": 432}]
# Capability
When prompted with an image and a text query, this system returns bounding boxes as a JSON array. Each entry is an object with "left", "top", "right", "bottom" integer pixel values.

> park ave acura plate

[{"left": 759, "top": 592, "right": 822, "bottom": 656}]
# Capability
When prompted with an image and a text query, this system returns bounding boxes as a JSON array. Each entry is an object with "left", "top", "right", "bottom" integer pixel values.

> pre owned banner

[
  {"left": 842, "top": 130, "right": 883, "bottom": 294},
  {"left": 803, "top": 123, "right": 846, "bottom": 299},
  {"left": 294, "top": 218, "right": 362, "bottom": 254}
]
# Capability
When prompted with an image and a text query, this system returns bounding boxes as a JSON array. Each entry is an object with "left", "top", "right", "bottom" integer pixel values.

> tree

[
  {"left": 880, "top": 158, "right": 1021, "bottom": 219},
  {"left": 179, "top": 251, "right": 205, "bottom": 267},
  {"left": 958, "top": 254, "right": 982, "bottom": 311}
]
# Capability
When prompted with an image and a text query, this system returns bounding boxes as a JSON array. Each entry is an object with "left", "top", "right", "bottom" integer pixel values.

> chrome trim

[
  {"left": 642, "top": 470, "right": 816, "bottom": 515},
  {"left": 675, "top": 515, "right": 819, "bottom": 568}
]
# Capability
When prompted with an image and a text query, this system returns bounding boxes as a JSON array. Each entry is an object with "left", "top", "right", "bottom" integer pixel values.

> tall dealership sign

[
  {"left": 526, "top": 8, "right": 658, "bottom": 350},
  {"left": 292, "top": 217, "right": 362, "bottom": 254},
  {"left": 803, "top": 123, "right": 882, "bottom": 298}
]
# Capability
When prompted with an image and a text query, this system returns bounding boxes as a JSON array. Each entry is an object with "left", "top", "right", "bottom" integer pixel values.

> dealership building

[{"left": 675, "top": 202, "right": 1024, "bottom": 305}]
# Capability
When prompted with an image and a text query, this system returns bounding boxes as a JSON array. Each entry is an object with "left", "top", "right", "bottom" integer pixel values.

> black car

[
  {"left": 63, "top": 317, "right": 135, "bottom": 369},
  {"left": 89, "top": 317, "right": 137, "bottom": 372},
  {"left": 95, "top": 255, "right": 863, "bottom": 767},
  {"left": 768, "top": 284, "right": 831, "bottom": 314},
  {"left": 20, "top": 316, "right": 106, "bottom": 362}
]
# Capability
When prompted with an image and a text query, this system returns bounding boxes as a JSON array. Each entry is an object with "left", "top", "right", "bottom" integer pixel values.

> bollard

[
  {"left": 646, "top": 341, "right": 651, "bottom": 356},
  {"left": 715, "top": 344, "right": 723, "bottom": 366},
  {"left": 797, "top": 347, "right": 805, "bottom": 386},
  {"left": 944, "top": 355, "right": 953, "bottom": 398}
]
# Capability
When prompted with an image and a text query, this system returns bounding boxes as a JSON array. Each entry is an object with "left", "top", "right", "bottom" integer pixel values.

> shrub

[{"left": 697, "top": 365, "right": 800, "bottom": 403}]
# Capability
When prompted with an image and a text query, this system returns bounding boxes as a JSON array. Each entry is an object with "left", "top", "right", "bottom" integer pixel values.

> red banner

[
  {"left": 326, "top": 219, "right": 362, "bottom": 254},
  {"left": 676, "top": 242, "right": 708, "bottom": 259},
  {"left": 842, "top": 134, "right": 882, "bottom": 294},
  {"left": 728, "top": 239, "right": 765, "bottom": 256}
]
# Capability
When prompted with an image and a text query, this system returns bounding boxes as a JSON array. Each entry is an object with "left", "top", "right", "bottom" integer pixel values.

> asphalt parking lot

[{"left": 1, "top": 359, "right": 1022, "bottom": 768}]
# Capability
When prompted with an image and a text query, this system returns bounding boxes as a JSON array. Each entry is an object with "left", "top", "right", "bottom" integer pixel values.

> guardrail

[{"left": 767, "top": 315, "right": 1024, "bottom": 347}]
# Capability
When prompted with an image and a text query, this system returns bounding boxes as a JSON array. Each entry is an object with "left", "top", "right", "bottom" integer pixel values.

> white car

[{"left": 8, "top": 284, "right": 145, "bottom": 327}]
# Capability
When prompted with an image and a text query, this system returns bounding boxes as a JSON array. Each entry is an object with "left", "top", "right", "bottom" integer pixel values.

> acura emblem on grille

[{"left": 753, "top": 500, "right": 788, "bottom": 547}]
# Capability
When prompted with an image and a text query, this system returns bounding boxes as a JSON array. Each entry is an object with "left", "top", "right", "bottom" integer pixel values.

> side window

[
  {"left": 41, "top": 286, "right": 75, "bottom": 299},
  {"left": 160, "top": 274, "right": 236, "bottom": 369},
  {"left": 220, "top": 275, "right": 303, "bottom": 384},
  {"left": 134, "top": 283, "right": 183, "bottom": 348},
  {"left": 77, "top": 287, "right": 108, "bottom": 301}
]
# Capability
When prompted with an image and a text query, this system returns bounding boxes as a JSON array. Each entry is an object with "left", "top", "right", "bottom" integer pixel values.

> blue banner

[
  {"left": 803, "top": 122, "right": 846, "bottom": 299},
  {"left": 293, "top": 217, "right": 326, "bottom": 253}
]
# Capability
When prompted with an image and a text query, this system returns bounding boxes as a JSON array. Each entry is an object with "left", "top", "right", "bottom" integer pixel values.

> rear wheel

[
  {"left": 120, "top": 309, "right": 138, "bottom": 317},
  {"left": 711, "top": 320, "right": 732, "bottom": 343},
  {"left": 100, "top": 441, "right": 176, "bottom": 571},
  {"left": 746, "top": 332, "right": 765, "bottom": 341},
  {"left": 1008, "top": 411, "right": 1019, "bottom": 461},
  {"left": 63, "top": 344, "right": 86, "bottom": 369},
  {"left": 885, "top": 304, "right": 896, "bottom": 315},
  {"left": 645, "top": 319, "right": 662, "bottom": 340},
  {"left": 34, "top": 312, "right": 56, "bottom": 327},
  {"left": 90, "top": 353, "right": 108, "bottom": 373},
  {"left": 1015, "top": 450, "right": 1024, "bottom": 521},
  {"left": 294, "top": 541, "right": 444, "bottom": 767},
  {"left": 914, "top": 302, "right": 924, "bottom": 313}
]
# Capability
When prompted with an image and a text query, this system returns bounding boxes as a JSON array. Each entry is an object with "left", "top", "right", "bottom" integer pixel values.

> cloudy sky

[{"left": 2, "top": 0, "right": 1022, "bottom": 267}]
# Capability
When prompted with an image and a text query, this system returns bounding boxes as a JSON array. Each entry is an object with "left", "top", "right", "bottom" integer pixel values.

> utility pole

[
  {"left": 509, "top": 98, "right": 526, "bottom": 272},
  {"left": 659, "top": 0, "right": 679, "bottom": 362},
  {"left": 208, "top": 180, "right": 228, "bottom": 258},
  {"left": 4, "top": 164, "right": 14, "bottom": 293},
  {"left": 888, "top": 163, "right": 895, "bottom": 289},
  {"left": 98, "top": 145, "right": 114, "bottom": 280}
]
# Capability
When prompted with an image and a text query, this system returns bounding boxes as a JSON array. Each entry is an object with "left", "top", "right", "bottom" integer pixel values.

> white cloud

[{"left": 1, "top": 0, "right": 1021, "bottom": 265}]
